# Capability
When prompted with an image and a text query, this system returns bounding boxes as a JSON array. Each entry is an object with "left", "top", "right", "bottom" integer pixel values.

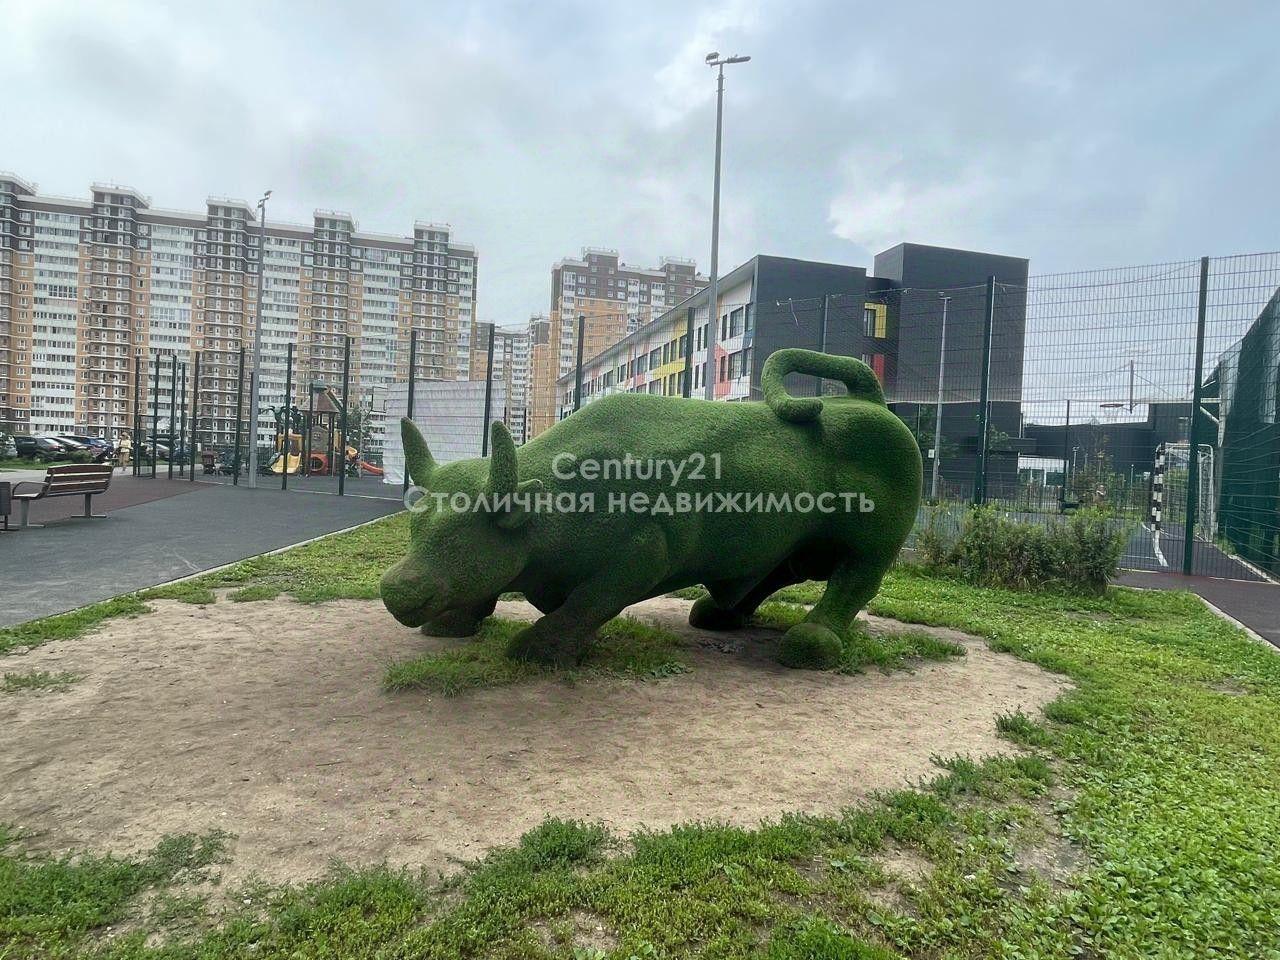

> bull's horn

[
  {"left": 487, "top": 420, "right": 519, "bottom": 495},
  {"left": 488, "top": 421, "right": 540, "bottom": 529},
  {"left": 401, "top": 418, "right": 435, "bottom": 487}
]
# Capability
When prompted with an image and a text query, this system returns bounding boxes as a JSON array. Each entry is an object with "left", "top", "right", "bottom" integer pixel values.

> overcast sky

[{"left": 3, "top": 0, "right": 1278, "bottom": 325}]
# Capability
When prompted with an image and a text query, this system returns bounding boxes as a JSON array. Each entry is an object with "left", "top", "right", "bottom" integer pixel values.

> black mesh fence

[{"left": 757, "top": 252, "right": 1280, "bottom": 580}]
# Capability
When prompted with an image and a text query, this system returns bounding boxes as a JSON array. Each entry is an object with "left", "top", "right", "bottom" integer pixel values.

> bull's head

[{"left": 380, "top": 418, "right": 541, "bottom": 628}]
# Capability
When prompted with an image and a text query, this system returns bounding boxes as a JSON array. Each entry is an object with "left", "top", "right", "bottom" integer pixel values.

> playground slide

[
  {"left": 357, "top": 461, "right": 384, "bottom": 477},
  {"left": 268, "top": 453, "right": 303, "bottom": 474}
]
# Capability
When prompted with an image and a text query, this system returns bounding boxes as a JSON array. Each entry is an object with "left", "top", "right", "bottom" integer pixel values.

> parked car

[
  {"left": 13, "top": 435, "right": 69, "bottom": 462},
  {"left": 57, "top": 434, "right": 113, "bottom": 462}
]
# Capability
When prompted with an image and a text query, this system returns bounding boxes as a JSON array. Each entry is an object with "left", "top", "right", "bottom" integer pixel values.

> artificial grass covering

[{"left": 381, "top": 348, "right": 923, "bottom": 668}]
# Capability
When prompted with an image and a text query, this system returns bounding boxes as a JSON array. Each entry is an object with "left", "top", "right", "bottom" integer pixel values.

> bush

[{"left": 921, "top": 505, "right": 1125, "bottom": 595}]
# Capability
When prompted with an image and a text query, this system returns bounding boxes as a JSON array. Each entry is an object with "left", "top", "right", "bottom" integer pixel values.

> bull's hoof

[
  {"left": 689, "top": 595, "right": 747, "bottom": 631},
  {"left": 420, "top": 610, "right": 483, "bottom": 638},
  {"left": 778, "top": 622, "right": 843, "bottom": 670},
  {"left": 506, "top": 625, "right": 586, "bottom": 667}
]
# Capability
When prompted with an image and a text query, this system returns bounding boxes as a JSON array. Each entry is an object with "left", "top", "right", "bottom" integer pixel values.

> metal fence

[{"left": 757, "top": 252, "right": 1280, "bottom": 581}]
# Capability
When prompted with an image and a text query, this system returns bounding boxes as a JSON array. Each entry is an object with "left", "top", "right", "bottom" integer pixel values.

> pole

[
  {"left": 1062, "top": 399, "right": 1072, "bottom": 505},
  {"left": 573, "top": 312, "right": 586, "bottom": 412},
  {"left": 177, "top": 361, "right": 186, "bottom": 479},
  {"left": 131, "top": 351, "right": 142, "bottom": 477},
  {"left": 817, "top": 294, "right": 831, "bottom": 397},
  {"left": 305, "top": 384, "right": 316, "bottom": 479},
  {"left": 338, "top": 335, "right": 350, "bottom": 497},
  {"left": 704, "top": 64, "right": 725, "bottom": 400},
  {"left": 167, "top": 354, "right": 177, "bottom": 480},
  {"left": 1183, "top": 256, "right": 1210, "bottom": 575},
  {"left": 151, "top": 352, "right": 160, "bottom": 479},
  {"left": 481, "top": 325, "right": 496, "bottom": 455},
  {"left": 973, "top": 276, "right": 996, "bottom": 505},
  {"left": 1128, "top": 359, "right": 1135, "bottom": 413},
  {"left": 403, "top": 328, "right": 416, "bottom": 493},
  {"left": 683, "top": 306, "right": 695, "bottom": 397},
  {"left": 931, "top": 295, "right": 951, "bottom": 502},
  {"left": 247, "top": 196, "right": 268, "bottom": 488},
  {"left": 189, "top": 352, "right": 200, "bottom": 483},
  {"left": 281, "top": 342, "right": 293, "bottom": 491},
  {"left": 233, "top": 346, "right": 246, "bottom": 486}
]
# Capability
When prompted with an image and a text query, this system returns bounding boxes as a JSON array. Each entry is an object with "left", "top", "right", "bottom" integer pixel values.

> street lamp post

[
  {"left": 930, "top": 294, "right": 951, "bottom": 501},
  {"left": 702, "top": 51, "right": 750, "bottom": 401},
  {"left": 247, "top": 189, "right": 272, "bottom": 488}
]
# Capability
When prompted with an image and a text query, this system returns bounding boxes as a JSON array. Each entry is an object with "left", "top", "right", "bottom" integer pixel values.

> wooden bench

[{"left": 10, "top": 463, "right": 114, "bottom": 528}]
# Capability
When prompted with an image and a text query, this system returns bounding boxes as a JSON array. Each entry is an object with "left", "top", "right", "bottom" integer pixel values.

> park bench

[{"left": 10, "top": 463, "right": 113, "bottom": 528}]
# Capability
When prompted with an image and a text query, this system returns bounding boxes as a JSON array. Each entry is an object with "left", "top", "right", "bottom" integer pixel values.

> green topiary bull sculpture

[{"left": 381, "top": 348, "right": 921, "bottom": 669}]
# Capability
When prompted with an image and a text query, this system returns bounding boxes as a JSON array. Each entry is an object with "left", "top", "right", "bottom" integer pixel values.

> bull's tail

[{"left": 761, "top": 348, "right": 885, "bottom": 423}]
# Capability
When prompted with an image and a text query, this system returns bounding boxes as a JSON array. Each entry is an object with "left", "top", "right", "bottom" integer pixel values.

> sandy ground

[{"left": 0, "top": 594, "right": 1068, "bottom": 884}]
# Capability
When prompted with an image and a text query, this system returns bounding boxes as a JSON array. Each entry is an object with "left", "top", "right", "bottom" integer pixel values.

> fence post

[
  {"left": 233, "top": 346, "right": 246, "bottom": 485},
  {"left": 338, "top": 335, "right": 350, "bottom": 497},
  {"left": 281, "top": 342, "right": 294, "bottom": 491},
  {"left": 132, "top": 351, "right": 142, "bottom": 477},
  {"left": 573, "top": 313, "right": 586, "bottom": 412},
  {"left": 1183, "top": 256, "right": 1210, "bottom": 575},
  {"left": 973, "top": 276, "right": 996, "bottom": 505},
  {"left": 189, "top": 352, "right": 200, "bottom": 483},
  {"left": 167, "top": 353, "right": 177, "bottom": 480},
  {"left": 151, "top": 352, "right": 160, "bottom": 479},
  {"left": 683, "top": 306, "right": 695, "bottom": 398},
  {"left": 480, "top": 324, "right": 495, "bottom": 456},
  {"left": 177, "top": 361, "right": 187, "bottom": 480},
  {"left": 403, "top": 328, "right": 416, "bottom": 493},
  {"left": 817, "top": 294, "right": 831, "bottom": 396}
]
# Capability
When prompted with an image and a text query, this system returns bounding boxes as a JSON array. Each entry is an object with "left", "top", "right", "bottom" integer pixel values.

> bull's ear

[
  {"left": 401, "top": 418, "right": 435, "bottom": 487},
  {"left": 488, "top": 421, "right": 540, "bottom": 530}
]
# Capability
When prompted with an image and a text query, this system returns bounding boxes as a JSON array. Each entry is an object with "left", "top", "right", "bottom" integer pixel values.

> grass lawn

[{"left": 2, "top": 512, "right": 1279, "bottom": 957}]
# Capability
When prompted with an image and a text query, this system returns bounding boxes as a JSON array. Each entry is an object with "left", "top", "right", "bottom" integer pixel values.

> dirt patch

[{"left": 0, "top": 596, "right": 1067, "bottom": 884}]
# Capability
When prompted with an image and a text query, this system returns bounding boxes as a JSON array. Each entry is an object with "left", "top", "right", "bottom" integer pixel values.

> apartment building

[
  {"left": 469, "top": 321, "right": 531, "bottom": 443},
  {"left": 524, "top": 249, "right": 706, "bottom": 438},
  {"left": 0, "top": 174, "right": 477, "bottom": 453}
]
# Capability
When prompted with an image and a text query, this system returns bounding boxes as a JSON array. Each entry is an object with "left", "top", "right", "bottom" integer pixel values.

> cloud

[{"left": 2, "top": 0, "right": 1278, "bottom": 325}]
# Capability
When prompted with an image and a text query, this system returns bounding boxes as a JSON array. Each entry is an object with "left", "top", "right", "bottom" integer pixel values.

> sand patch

[{"left": 0, "top": 595, "right": 1067, "bottom": 884}]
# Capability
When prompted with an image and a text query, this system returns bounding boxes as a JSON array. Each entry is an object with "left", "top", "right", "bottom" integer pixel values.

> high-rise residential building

[
  {"left": 524, "top": 249, "right": 706, "bottom": 439},
  {"left": 0, "top": 174, "right": 477, "bottom": 454},
  {"left": 468, "top": 321, "right": 531, "bottom": 443}
]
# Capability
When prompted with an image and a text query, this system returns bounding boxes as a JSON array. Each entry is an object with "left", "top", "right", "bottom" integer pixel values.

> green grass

[
  {"left": 0, "top": 596, "right": 150, "bottom": 656},
  {"left": 1, "top": 670, "right": 80, "bottom": 694},
  {"left": 5, "top": 523, "right": 1280, "bottom": 955},
  {"left": 384, "top": 615, "right": 689, "bottom": 695},
  {"left": 0, "top": 514, "right": 409, "bottom": 654}
]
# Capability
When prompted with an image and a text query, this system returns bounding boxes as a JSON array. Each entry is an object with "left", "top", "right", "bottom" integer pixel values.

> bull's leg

[
  {"left": 778, "top": 556, "right": 883, "bottom": 670},
  {"left": 689, "top": 563, "right": 796, "bottom": 631},
  {"left": 420, "top": 597, "right": 498, "bottom": 638},
  {"left": 508, "top": 526, "right": 668, "bottom": 666}
]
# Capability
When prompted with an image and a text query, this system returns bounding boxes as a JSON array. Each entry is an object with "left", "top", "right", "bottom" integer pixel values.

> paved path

[
  {"left": 1, "top": 481, "right": 401, "bottom": 627},
  {"left": 1116, "top": 570, "right": 1280, "bottom": 649}
]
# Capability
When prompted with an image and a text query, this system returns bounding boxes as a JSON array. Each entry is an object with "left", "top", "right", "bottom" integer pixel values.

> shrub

[{"left": 922, "top": 506, "right": 1125, "bottom": 595}]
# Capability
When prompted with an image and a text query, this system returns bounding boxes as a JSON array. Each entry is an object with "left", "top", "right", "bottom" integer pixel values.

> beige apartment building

[
  {"left": 468, "top": 321, "right": 531, "bottom": 443},
  {"left": 0, "top": 174, "right": 477, "bottom": 454},
  {"left": 526, "top": 248, "right": 706, "bottom": 437}
]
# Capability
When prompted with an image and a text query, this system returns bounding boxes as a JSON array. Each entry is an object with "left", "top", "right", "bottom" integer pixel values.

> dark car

[
  {"left": 58, "top": 434, "right": 113, "bottom": 462},
  {"left": 13, "top": 435, "right": 69, "bottom": 462}
]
